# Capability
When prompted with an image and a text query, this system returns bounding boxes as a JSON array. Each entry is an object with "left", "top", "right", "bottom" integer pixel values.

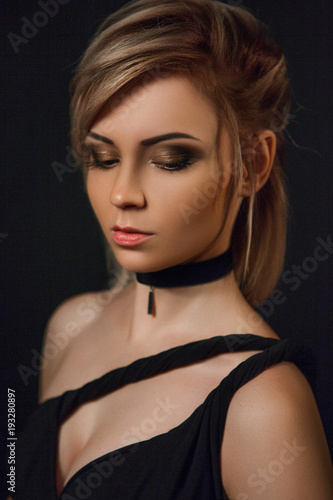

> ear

[{"left": 240, "top": 130, "right": 276, "bottom": 197}]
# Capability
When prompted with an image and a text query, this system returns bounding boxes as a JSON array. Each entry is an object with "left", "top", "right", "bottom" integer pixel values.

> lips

[{"left": 111, "top": 226, "right": 154, "bottom": 247}]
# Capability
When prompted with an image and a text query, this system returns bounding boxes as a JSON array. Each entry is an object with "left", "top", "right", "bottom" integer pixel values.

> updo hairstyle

[{"left": 70, "top": 0, "right": 291, "bottom": 306}]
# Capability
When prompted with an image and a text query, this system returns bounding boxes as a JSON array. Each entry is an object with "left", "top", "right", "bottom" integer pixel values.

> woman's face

[{"left": 85, "top": 75, "right": 240, "bottom": 273}]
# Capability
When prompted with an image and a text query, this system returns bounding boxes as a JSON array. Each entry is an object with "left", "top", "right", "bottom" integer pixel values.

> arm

[{"left": 221, "top": 362, "right": 333, "bottom": 500}]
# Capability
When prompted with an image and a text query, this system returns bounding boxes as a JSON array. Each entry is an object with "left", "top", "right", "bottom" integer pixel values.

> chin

[
  {"left": 112, "top": 252, "right": 153, "bottom": 274},
  {"left": 114, "top": 251, "right": 174, "bottom": 274}
]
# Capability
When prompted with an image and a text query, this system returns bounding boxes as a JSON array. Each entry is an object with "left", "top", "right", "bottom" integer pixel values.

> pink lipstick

[{"left": 111, "top": 226, "right": 154, "bottom": 247}]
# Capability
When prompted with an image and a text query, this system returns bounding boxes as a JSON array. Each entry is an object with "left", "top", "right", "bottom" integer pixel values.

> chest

[{"left": 56, "top": 350, "right": 258, "bottom": 493}]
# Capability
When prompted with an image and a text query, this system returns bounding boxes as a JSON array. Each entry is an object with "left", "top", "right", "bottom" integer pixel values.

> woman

[{"left": 17, "top": 0, "right": 333, "bottom": 498}]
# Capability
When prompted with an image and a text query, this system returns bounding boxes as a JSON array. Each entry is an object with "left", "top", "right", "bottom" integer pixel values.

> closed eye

[
  {"left": 150, "top": 147, "right": 200, "bottom": 172},
  {"left": 85, "top": 147, "right": 120, "bottom": 170},
  {"left": 151, "top": 157, "right": 196, "bottom": 172},
  {"left": 84, "top": 144, "right": 201, "bottom": 172}
]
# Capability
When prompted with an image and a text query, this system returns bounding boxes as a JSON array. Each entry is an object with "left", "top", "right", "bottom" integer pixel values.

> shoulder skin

[
  {"left": 39, "top": 290, "right": 116, "bottom": 402},
  {"left": 221, "top": 361, "right": 333, "bottom": 499}
]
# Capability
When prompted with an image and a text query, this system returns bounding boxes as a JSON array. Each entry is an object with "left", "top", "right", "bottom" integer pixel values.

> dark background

[{"left": 2, "top": 0, "right": 332, "bottom": 473}]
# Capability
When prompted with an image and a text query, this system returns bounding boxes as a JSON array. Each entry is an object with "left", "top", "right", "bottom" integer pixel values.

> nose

[{"left": 109, "top": 163, "right": 146, "bottom": 209}]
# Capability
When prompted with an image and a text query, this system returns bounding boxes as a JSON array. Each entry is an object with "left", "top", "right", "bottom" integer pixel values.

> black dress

[{"left": 16, "top": 334, "right": 315, "bottom": 500}]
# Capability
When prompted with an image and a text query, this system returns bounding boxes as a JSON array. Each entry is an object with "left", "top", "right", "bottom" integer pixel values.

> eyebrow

[
  {"left": 86, "top": 131, "right": 200, "bottom": 146},
  {"left": 86, "top": 131, "right": 114, "bottom": 145},
  {"left": 140, "top": 133, "right": 201, "bottom": 146}
]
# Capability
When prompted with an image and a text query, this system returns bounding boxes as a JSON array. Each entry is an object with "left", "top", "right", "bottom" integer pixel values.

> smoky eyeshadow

[
  {"left": 83, "top": 140, "right": 204, "bottom": 169},
  {"left": 151, "top": 144, "right": 203, "bottom": 161}
]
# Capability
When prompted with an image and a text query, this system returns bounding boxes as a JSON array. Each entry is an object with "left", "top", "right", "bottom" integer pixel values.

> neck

[
  {"left": 136, "top": 249, "right": 234, "bottom": 314},
  {"left": 136, "top": 248, "right": 233, "bottom": 289},
  {"left": 125, "top": 270, "right": 243, "bottom": 343}
]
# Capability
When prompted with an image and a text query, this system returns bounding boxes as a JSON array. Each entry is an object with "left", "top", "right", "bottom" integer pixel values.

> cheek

[
  {"left": 86, "top": 175, "right": 110, "bottom": 223},
  {"left": 152, "top": 196, "right": 220, "bottom": 260},
  {"left": 164, "top": 171, "right": 225, "bottom": 233}
]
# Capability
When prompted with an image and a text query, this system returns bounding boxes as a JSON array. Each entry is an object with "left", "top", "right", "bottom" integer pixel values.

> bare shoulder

[
  {"left": 43, "top": 289, "right": 116, "bottom": 338},
  {"left": 221, "top": 361, "right": 333, "bottom": 499},
  {"left": 39, "top": 289, "right": 118, "bottom": 402}
]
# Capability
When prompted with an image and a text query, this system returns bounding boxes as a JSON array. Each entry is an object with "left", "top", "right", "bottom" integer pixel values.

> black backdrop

[{"left": 2, "top": 0, "right": 333, "bottom": 472}]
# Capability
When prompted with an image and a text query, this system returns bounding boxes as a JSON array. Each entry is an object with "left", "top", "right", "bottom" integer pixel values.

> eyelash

[
  {"left": 85, "top": 149, "right": 197, "bottom": 172},
  {"left": 150, "top": 158, "right": 196, "bottom": 171},
  {"left": 85, "top": 158, "right": 119, "bottom": 170}
]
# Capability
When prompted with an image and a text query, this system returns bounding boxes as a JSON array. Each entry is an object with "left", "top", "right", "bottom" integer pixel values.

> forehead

[{"left": 90, "top": 75, "right": 219, "bottom": 145}]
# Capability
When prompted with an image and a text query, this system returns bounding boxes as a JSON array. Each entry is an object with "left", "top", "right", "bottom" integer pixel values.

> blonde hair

[{"left": 70, "top": 0, "right": 291, "bottom": 306}]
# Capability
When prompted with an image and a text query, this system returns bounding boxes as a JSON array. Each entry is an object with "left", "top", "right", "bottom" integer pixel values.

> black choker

[{"left": 136, "top": 249, "right": 233, "bottom": 314}]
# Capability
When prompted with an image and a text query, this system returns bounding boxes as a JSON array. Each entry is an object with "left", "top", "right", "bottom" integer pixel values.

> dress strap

[
  {"left": 58, "top": 334, "right": 279, "bottom": 423},
  {"left": 233, "top": 337, "right": 316, "bottom": 390}
]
